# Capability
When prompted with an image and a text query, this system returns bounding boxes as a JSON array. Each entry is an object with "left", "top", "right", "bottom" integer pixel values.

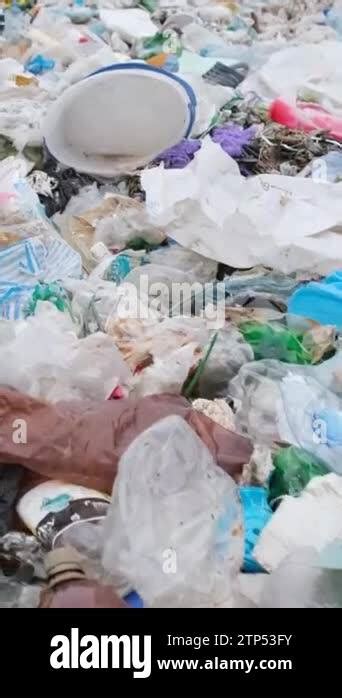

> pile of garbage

[{"left": 1, "top": 0, "right": 342, "bottom": 609}]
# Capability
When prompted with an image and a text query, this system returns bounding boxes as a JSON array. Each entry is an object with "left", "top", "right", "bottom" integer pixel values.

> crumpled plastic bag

[
  {"left": 225, "top": 266, "right": 300, "bottom": 303},
  {"left": 254, "top": 474, "right": 342, "bottom": 574},
  {"left": 130, "top": 343, "right": 198, "bottom": 398},
  {"left": 63, "top": 192, "right": 164, "bottom": 272},
  {"left": 229, "top": 352, "right": 342, "bottom": 443},
  {"left": 229, "top": 355, "right": 342, "bottom": 474},
  {"left": 105, "top": 314, "right": 210, "bottom": 372},
  {"left": 0, "top": 304, "right": 132, "bottom": 402},
  {"left": 277, "top": 373, "right": 342, "bottom": 474},
  {"left": 124, "top": 244, "right": 217, "bottom": 316},
  {"left": 0, "top": 390, "right": 253, "bottom": 495},
  {"left": 0, "top": 93, "right": 48, "bottom": 152},
  {"left": 0, "top": 156, "right": 55, "bottom": 245},
  {"left": 102, "top": 416, "right": 244, "bottom": 607},
  {"left": 260, "top": 546, "right": 342, "bottom": 609},
  {"left": 242, "top": 41, "right": 342, "bottom": 111},
  {"left": 196, "top": 324, "right": 254, "bottom": 399},
  {"left": 142, "top": 136, "right": 342, "bottom": 275}
]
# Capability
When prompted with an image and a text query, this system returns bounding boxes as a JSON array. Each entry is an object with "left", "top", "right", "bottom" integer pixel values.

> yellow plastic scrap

[{"left": 13, "top": 74, "right": 39, "bottom": 87}]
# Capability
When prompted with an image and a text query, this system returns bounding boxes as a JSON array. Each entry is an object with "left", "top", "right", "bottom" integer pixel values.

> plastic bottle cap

[
  {"left": 90, "top": 241, "right": 111, "bottom": 260},
  {"left": 44, "top": 546, "right": 84, "bottom": 578}
]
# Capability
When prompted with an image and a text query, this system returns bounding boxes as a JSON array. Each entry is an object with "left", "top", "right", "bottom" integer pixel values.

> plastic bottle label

[{"left": 36, "top": 497, "right": 110, "bottom": 549}]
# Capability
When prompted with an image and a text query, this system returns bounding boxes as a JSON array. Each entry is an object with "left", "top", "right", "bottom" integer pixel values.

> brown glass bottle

[{"left": 39, "top": 546, "right": 128, "bottom": 609}]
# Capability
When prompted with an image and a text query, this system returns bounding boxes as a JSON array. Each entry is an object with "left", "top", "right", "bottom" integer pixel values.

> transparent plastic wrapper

[
  {"left": 64, "top": 276, "right": 134, "bottom": 334},
  {"left": 148, "top": 244, "right": 217, "bottom": 279},
  {"left": 106, "top": 315, "right": 210, "bottom": 373},
  {"left": 303, "top": 151, "right": 342, "bottom": 183},
  {"left": 62, "top": 192, "right": 164, "bottom": 272},
  {"left": 260, "top": 547, "right": 342, "bottom": 609},
  {"left": 0, "top": 94, "right": 48, "bottom": 152},
  {"left": 229, "top": 355, "right": 342, "bottom": 448},
  {"left": 277, "top": 374, "right": 342, "bottom": 474},
  {"left": 254, "top": 474, "right": 342, "bottom": 573},
  {"left": 102, "top": 416, "right": 244, "bottom": 607},
  {"left": 229, "top": 359, "right": 290, "bottom": 444},
  {"left": 94, "top": 206, "right": 165, "bottom": 251},
  {"left": 241, "top": 41, "right": 342, "bottom": 110},
  {"left": 124, "top": 245, "right": 217, "bottom": 315},
  {"left": 0, "top": 390, "right": 252, "bottom": 495},
  {"left": 0, "top": 156, "right": 54, "bottom": 244},
  {"left": 224, "top": 267, "right": 300, "bottom": 303},
  {"left": 131, "top": 342, "right": 198, "bottom": 398},
  {"left": 55, "top": 521, "right": 131, "bottom": 597},
  {"left": 197, "top": 325, "right": 253, "bottom": 399},
  {"left": 0, "top": 304, "right": 132, "bottom": 402}
]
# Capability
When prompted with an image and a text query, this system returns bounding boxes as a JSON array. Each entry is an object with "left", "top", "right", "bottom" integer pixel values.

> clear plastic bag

[
  {"left": 0, "top": 156, "right": 54, "bottom": 244},
  {"left": 197, "top": 325, "right": 254, "bottom": 399},
  {"left": 102, "top": 416, "right": 243, "bottom": 607},
  {"left": 106, "top": 314, "right": 210, "bottom": 372},
  {"left": 0, "top": 303, "right": 132, "bottom": 401},
  {"left": 229, "top": 359, "right": 289, "bottom": 444},
  {"left": 230, "top": 358, "right": 342, "bottom": 471},
  {"left": 260, "top": 547, "right": 342, "bottom": 608},
  {"left": 225, "top": 266, "right": 300, "bottom": 302},
  {"left": 131, "top": 342, "right": 198, "bottom": 398}
]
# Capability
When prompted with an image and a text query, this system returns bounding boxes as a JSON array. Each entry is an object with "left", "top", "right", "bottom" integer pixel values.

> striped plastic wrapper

[{"left": 0, "top": 236, "right": 81, "bottom": 320}]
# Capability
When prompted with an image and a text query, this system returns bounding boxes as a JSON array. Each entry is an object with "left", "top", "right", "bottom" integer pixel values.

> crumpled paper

[{"left": 142, "top": 136, "right": 342, "bottom": 275}]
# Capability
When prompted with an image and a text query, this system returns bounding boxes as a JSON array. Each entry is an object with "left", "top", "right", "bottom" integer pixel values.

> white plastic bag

[
  {"left": 0, "top": 157, "right": 54, "bottom": 243},
  {"left": 254, "top": 474, "right": 342, "bottom": 573},
  {"left": 260, "top": 547, "right": 342, "bottom": 608},
  {"left": 142, "top": 136, "right": 342, "bottom": 275},
  {"left": 131, "top": 342, "right": 198, "bottom": 397},
  {"left": 99, "top": 9, "right": 158, "bottom": 42},
  {"left": 0, "top": 304, "right": 132, "bottom": 401},
  {"left": 102, "top": 416, "right": 243, "bottom": 607}
]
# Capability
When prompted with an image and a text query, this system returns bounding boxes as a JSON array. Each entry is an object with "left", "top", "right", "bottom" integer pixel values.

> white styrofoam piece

[{"left": 99, "top": 9, "right": 157, "bottom": 42}]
